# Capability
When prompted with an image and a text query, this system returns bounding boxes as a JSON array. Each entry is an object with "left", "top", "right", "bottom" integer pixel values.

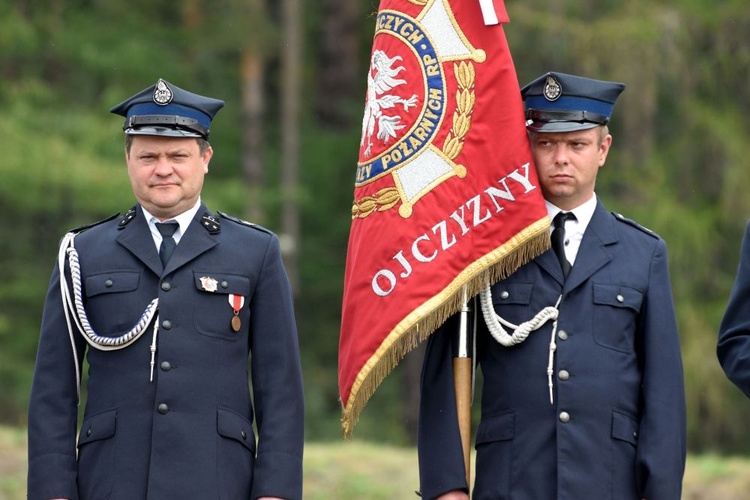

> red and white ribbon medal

[{"left": 228, "top": 294, "right": 245, "bottom": 332}]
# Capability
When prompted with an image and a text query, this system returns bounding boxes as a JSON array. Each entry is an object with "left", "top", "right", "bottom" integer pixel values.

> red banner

[{"left": 339, "top": 0, "right": 549, "bottom": 437}]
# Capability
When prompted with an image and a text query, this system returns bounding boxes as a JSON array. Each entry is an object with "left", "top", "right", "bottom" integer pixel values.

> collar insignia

[
  {"left": 201, "top": 212, "right": 221, "bottom": 234},
  {"left": 118, "top": 207, "right": 137, "bottom": 229}
]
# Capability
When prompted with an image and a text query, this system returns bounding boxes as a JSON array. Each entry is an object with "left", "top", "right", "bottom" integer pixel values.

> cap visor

[
  {"left": 526, "top": 121, "right": 599, "bottom": 133},
  {"left": 125, "top": 126, "right": 203, "bottom": 139}
]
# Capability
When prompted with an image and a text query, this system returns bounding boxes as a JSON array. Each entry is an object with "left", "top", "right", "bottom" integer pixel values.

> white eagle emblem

[{"left": 360, "top": 50, "right": 419, "bottom": 158}]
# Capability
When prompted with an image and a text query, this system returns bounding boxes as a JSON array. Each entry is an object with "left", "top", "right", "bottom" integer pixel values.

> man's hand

[{"left": 436, "top": 491, "right": 469, "bottom": 500}]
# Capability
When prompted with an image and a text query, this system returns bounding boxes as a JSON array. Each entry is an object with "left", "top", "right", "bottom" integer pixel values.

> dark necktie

[
  {"left": 551, "top": 212, "right": 576, "bottom": 278},
  {"left": 156, "top": 221, "right": 179, "bottom": 268}
]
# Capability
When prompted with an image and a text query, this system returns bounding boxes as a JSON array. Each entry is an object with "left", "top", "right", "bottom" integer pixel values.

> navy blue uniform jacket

[
  {"left": 28, "top": 204, "right": 304, "bottom": 500},
  {"left": 718, "top": 221, "right": 750, "bottom": 397},
  {"left": 418, "top": 199, "right": 686, "bottom": 499}
]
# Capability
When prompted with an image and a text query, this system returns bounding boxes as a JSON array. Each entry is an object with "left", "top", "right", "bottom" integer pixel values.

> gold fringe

[{"left": 341, "top": 217, "right": 551, "bottom": 438}]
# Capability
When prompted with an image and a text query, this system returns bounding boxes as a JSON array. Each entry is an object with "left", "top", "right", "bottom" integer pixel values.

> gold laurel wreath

[
  {"left": 352, "top": 61, "right": 476, "bottom": 219},
  {"left": 443, "top": 61, "right": 476, "bottom": 160}
]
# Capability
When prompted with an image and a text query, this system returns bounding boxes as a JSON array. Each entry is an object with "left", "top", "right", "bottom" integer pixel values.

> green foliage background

[{"left": 1, "top": 0, "right": 749, "bottom": 455}]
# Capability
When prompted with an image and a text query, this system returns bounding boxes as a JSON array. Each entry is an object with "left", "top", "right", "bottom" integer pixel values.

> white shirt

[
  {"left": 142, "top": 198, "right": 202, "bottom": 252},
  {"left": 546, "top": 194, "right": 597, "bottom": 266}
]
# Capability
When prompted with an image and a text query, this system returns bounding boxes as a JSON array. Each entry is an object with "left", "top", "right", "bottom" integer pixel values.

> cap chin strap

[
  {"left": 479, "top": 285, "right": 563, "bottom": 404},
  {"left": 58, "top": 232, "right": 161, "bottom": 403}
]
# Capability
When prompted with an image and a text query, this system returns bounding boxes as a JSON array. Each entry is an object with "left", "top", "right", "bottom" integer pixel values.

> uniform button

[
  {"left": 162, "top": 320, "right": 172, "bottom": 330},
  {"left": 160, "top": 361, "right": 172, "bottom": 371},
  {"left": 241, "top": 430, "right": 247, "bottom": 440},
  {"left": 161, "top": 282, "right": 172, "bottom": 291},
  {"left": 158, "top": 403, "right": 169, "bottom": 415},
  {"left": 558, "top": 330, "right": 568, "bottom": 340},
  {"left": 559, "top": 411, "right": 570, "bottom": 423},
  {"left": 221, "top": 280, "right": 229, "bottom": 289},
  {"left": 86, "top": 428, "right": 92, "bottom": 436},
  {"left": 500, "top": 291, "right": 509, "bottom": 299},
  {"left": 104, "top": 279, "right": 113, "bottom": 288},
  {"left": 558, "top": 370, "right": 570, "bottom": 381},
  {"left": 617, "top": 294, "right": 624, "bottom": 303}
]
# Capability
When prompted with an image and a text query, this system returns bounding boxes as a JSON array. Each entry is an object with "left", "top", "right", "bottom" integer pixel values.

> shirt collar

[
  {"left": 545, "top": 194, "right": 597, "bottom": 233},
  {"left": 142, "top": 198, "right": 202, "bottom": 243}
]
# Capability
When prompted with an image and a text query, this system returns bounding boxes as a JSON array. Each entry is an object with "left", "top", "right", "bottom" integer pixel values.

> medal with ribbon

[{"left": 228, "top": 294, "right": 245, "bottom": 332}]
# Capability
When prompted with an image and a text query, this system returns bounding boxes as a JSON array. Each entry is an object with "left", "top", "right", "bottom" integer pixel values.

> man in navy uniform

[
  {"left": 27, "top": 79, "right": 304, "bottom": 500},
  {"left": 418, "top": 72, "right": 686, "bottom": 499},
  {"left": 718, "top": 227, "right": 750, "bottom": 397}
]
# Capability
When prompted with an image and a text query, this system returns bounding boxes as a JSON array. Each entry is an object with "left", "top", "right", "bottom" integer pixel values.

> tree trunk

[{"left": 280, "top": 0, "right": 302, "bottom": 295}]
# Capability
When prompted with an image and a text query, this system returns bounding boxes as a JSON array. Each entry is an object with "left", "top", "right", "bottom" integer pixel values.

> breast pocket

[
  {"left": 592, "top": 283, "right": 643, "bottom": 353},
  {"left": 193, "top": 272, "right": 252, "bottom": 341},
  {"left": 84, "top": 271, "right": 141, "bottom": 334},
  {"left": 490, "top": 282, "right": 534, "bottom": 326}
]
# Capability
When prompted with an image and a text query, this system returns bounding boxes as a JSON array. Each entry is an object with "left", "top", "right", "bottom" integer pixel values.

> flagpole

[{"left": 453, "top": 286, "right": 472, "bottom": 491}]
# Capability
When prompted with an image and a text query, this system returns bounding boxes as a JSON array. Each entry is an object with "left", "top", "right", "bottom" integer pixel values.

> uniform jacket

[
  {"left": 418, "top": 199, "right": 686, "bottom": 500},
  {"left": 718, "top": 221, "right": 750, "bottom": 397},
  {"left": 28, "top": 204, "right": 304, "bottom": 500}
]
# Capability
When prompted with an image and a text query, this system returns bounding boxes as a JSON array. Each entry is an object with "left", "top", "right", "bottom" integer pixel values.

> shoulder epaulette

[
  {"left": 218, "top": 211, "right": 273, "bottom": 235},
  {"left": 612, "top": 212, "right": 659, "bottom": 239},
  {"left": 68, "top": 212, "right": 120, "bottom": 234}
]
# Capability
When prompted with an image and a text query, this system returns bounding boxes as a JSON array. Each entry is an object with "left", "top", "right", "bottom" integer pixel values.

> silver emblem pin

[
  {"left": 153, "top": 79, "right": 174, "bottom": 106},
  {"left": 543, "top": 75, "right": 562, "bottom": 102}
]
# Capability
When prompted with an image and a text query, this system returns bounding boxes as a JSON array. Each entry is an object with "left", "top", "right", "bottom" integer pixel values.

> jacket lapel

[
  {"left": 164, "top": 206, "right": 218, "bottom": 274},
  {"left": 563, "top": 199, "right": 617, "bottom": 292},
  {"left": 116, "top": 207, "right": 162, "bottom": 276}
]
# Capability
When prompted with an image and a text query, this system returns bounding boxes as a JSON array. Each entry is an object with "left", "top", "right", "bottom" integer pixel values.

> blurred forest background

[{"left": 1, "top": 0, "right": 750, "bottom": 469}]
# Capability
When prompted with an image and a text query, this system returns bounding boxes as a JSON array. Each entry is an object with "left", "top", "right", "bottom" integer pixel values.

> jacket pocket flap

[
  {"left": 611, "top": 410, "right": 638, "bottom": 445},
  {"left": 492, "top": 283, "right": 533, "bottom": 306},
  {"left": 85, "top": 272, "right": 140, "bottom": 298},
  {"left": 78, "top": 408, "right": 117, "bottom": 447},
  {"left": 475, "top": 412, "right": 515, "bottom": 445},
  {"left": 593, "top": 283, "right": 643, "bottom": 311},
  {"left": 194, "top": 272, "right": 251, "bottom": 296},
  {"left": 217, "top": 407, "right": 255, "bottom": 452}
]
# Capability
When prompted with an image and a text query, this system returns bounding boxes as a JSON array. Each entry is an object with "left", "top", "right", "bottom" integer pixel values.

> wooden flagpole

[{"left": 453, "top": 286, "right": 473, "bottom": 490}]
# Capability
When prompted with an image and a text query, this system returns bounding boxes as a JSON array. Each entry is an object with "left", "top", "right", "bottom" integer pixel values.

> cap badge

[
  {"left": 200, "top": 276, "right": 219, "bottom": 292},
  {"left": 153, "top": 79, "right": 174, "bottom": 106},
  {"left": 543, "top": 75, "right": 562, "bottom": 102}
]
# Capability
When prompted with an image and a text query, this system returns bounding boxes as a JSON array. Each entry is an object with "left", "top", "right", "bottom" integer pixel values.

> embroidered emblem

[
  {"left": 200, "top": 276, "right": 219, "bottom": 292},
  {"left": 543, "top": 75, "right": 562, "bottom": 101},
  {"left": 354, "top": 2, "right": 485, "bottom": 218},
  {"left": 153, "top": 79, "right": 174, "bottom": 106}
]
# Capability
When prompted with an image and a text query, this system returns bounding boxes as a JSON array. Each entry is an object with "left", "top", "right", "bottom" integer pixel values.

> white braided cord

[
  {"left": 58, "top": 232, "right": 160, "bottom": 399},
  {"left": 480, "top": 284, "right": 563, "bottom": 404}
]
